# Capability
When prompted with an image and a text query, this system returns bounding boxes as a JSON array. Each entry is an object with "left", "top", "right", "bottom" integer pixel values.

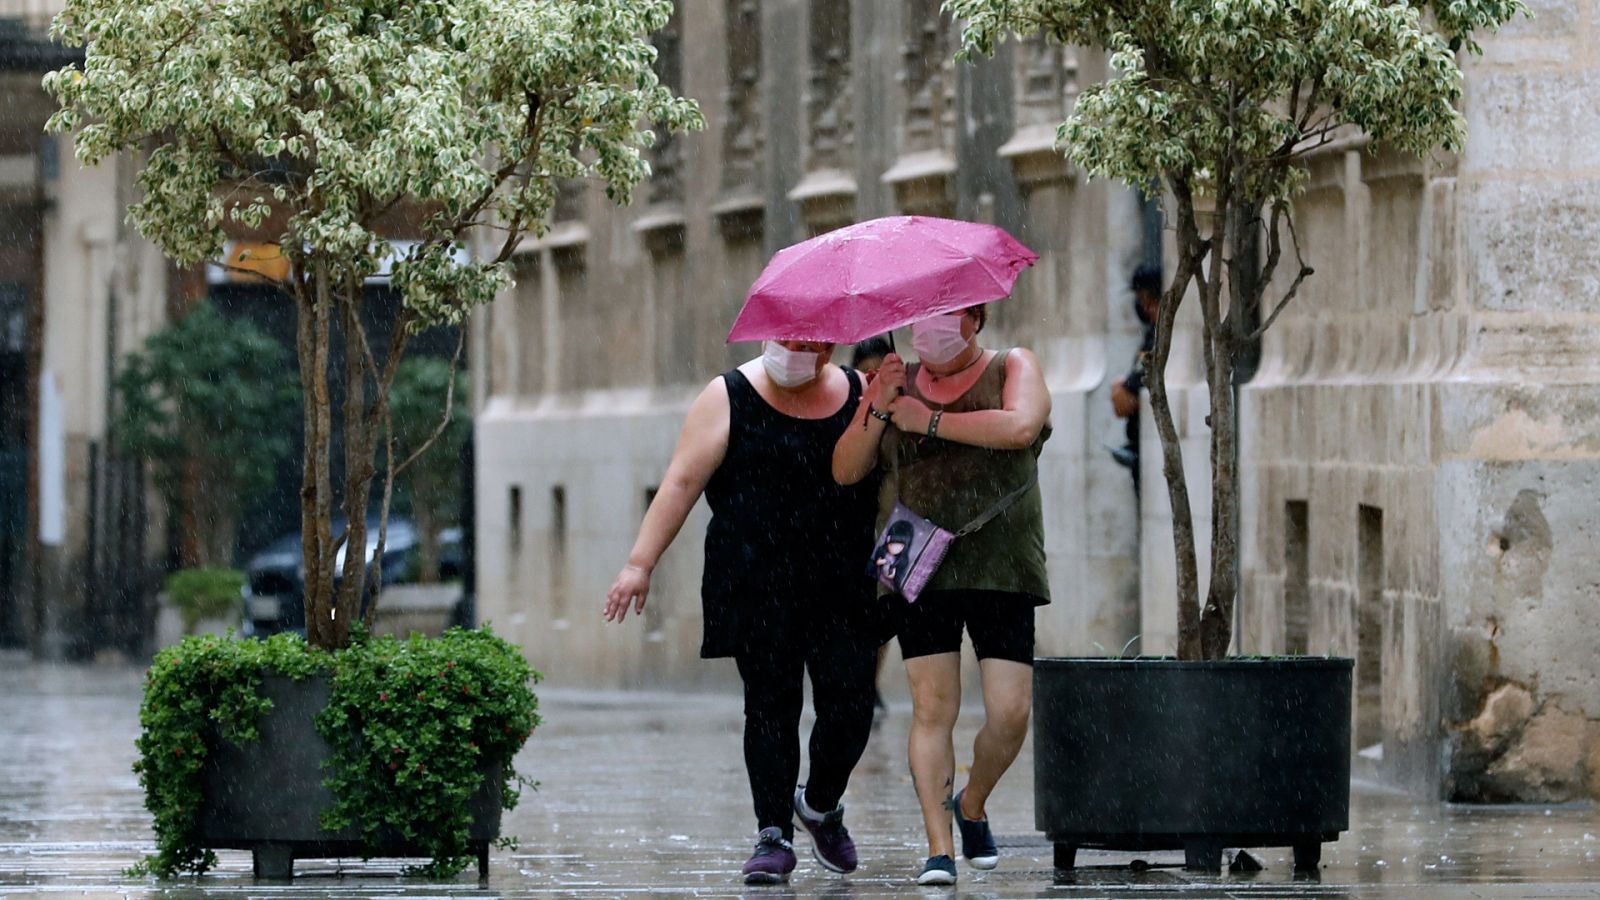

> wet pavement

[{"left": 3, "top": 652, "right": 1600, "bottom": 898}]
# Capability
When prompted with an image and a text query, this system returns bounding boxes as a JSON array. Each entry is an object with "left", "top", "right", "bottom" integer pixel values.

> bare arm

[
  {"left": 888, "top": 349, "right": 1051, "bottom": 450},
  {"left": 603, "top": 378, "right": 730, "bottom": 622},
  {"left": 1111, "top": 378, "right": 1139, "bottom": 418},
  {"left": 833, "top": 354, "right": 905, "bottom": 485}
]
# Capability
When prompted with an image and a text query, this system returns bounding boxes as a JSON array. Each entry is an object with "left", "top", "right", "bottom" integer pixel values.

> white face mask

[
  {"left": 912, "top": 313, "right": 971, "bottom": 365},
  {"left": 762, "top": 342, "right": 822, "bottom": 388}
]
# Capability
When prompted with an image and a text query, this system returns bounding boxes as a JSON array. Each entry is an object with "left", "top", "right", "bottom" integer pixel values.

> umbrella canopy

[{"left": 726, "top": 216, "right": 1037, "bottom": 344}]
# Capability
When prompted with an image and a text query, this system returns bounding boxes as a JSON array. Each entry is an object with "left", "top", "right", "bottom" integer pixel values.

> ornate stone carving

[
  {"left": 804, "top": 0, "right": 853, "bottom": 173},
  {"left": 649, "top": 6, "right": 685, "bottom": 204},
  {"left": 899, "top": 0, "right": 955, "bottom": 155},
  {"left": 1000, "top": 33, "right": 1083, "bottom": 187},
  {"left": 720, "top": 0, "right": 763, "bottom": 193},
  {"left": 1015, "top": 32, "right": 1079, "bottom": 129}
]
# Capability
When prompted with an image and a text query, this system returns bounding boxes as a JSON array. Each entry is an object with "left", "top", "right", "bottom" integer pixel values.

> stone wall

[
  {"left": 471, "top": 0, "right": 1149, "bottom": 690},
  {"left": 36, "top": 136, "right": 170, "bottom": 658},
  {"left": 471, "top": 2, "right": 1600, "bottom": 804},
  {"left": 1236, "top": 1, "right": 1600, "bottom": 800},
  {"left": 1, "top": 47, "right": 170, "bottom": 656}
]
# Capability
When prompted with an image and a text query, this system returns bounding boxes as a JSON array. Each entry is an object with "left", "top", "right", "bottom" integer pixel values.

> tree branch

[
  {"left": 418, "top": 91, "right": 546, "bottom": 261},
  {"left": 1163, "top": 175, "right": 1207, "bottom": 661},
  {"left": 1297, "top": 73, "right": 1323, "bottom": 136},
  {"left": 365, "top": 325, "right": 467, "bottom": 627},
  {"left": 1248, "top": 205, "right": 1314, "bottom": 341}
]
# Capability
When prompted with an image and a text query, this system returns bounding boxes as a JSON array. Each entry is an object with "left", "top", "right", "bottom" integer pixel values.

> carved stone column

[
  {"left": 787, "top": 0, "right": 857, "bottom": 235},
  {"left": 646, "top": 5, "right": 685, "bottom": 210},
  {"left": 882, "top": 0, "right": 956, "bottom": 216},
  {"left": 715, "top": 0, "right": 766, "bottom": 242},
  {"left": 998, "top": 34, "right": 1079, "bottom": 191}
]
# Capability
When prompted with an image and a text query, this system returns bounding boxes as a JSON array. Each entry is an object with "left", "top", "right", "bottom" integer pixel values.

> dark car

[{"left": 243, "top": 517, "right": 423, "bottom": 637}]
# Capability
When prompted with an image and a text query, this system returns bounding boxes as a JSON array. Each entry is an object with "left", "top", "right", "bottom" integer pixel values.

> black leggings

[{"left": 735, "top": 633, "right": 876, "bottom": 840}]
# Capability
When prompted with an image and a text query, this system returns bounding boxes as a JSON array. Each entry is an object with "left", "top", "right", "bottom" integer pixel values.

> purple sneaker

[
  {"left": 794, "top": 786, "right": 859, "bottom": 874},
  {"left": 741, "top": 827, "right": 796, "bottom": 884}
]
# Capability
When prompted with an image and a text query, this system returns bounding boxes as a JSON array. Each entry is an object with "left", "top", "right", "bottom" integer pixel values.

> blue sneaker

[
  {"left": 741, "top": 827, "right": 796, "bottom": 884},
  {"left": 916, "top": 854, "right": 958, "bottom": 885},
  {"left": 952, "top": 789, "right": 999, "bottom": 869}
]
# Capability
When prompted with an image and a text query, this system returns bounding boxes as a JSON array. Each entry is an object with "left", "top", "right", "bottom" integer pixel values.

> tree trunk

[
  {"left": 300, "top": 261, "right": 337, "bottom": 649},
  {"left": 335, "top": 287, "right": 372, "bottom": 643},
  {"left": 415, "top": 501, "right": 439, "bottom": 585},
  {"left": 1192, "top": 181, "right": 1238, "bottom": 662},
  {"left": 177, "top": 454, "right": 204, "bottom": 568},
  {"left": 362, "top": 311, "right": 420, "bottom": 631},
  {"left": 210, "top": 510, "right": 238, "bottom": 571},
  {"left": 1199, "top": 273, "right": 1239, "bottom": 661},
  {"left": 1195, "top": 178, "right": 1253, "bottom": 662},
  {"left": 1152, "top": 182, "right": 1208, "bottom": 661},
  {"left": 201, "top": 480, "right": 238, "bottom": 569},
  {"left": 1198, "top": 199, "right": 1261, "bottom": 660}
]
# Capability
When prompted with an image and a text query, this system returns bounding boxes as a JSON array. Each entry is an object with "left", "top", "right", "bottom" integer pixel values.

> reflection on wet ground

[{"left": 2, "top": 656, "right": 1598, "bottom": 897}]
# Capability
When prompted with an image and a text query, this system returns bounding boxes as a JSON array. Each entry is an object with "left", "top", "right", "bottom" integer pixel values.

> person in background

[
  {"left": 1110, "top": 265, "right": 1161, "bottom": 495},
  {"left": 605, "top": 339, "right": 883, "bottom": 885},
  {"left": 850, "top": 336, "right": 895, "bottom": 724}
]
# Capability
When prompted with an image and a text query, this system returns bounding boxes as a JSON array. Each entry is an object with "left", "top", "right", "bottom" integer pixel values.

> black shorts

[{"left": 896, "top": 589, "right": 1039, "bottom": 665}]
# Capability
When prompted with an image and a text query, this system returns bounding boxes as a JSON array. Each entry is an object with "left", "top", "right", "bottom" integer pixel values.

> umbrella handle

[{"left": 885, "top": 332, "right": 906, "bottom": 395}]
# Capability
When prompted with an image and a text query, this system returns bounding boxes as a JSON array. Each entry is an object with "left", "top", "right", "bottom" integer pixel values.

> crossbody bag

[{"left": 867, "top": 467, "right": 1037, "bottom": 603}]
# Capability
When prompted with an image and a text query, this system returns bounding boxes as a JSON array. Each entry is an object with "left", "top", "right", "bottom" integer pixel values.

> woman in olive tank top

[{"left": 833, "top": 305, "right": 1052, "bottom": 886}]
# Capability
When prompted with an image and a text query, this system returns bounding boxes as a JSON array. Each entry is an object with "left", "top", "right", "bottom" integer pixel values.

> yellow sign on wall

[{"left": 220, "top": 241, "right": 291, "bottom": 283}]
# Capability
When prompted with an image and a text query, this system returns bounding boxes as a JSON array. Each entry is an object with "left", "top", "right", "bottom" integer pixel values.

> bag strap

[
  {"left": 886, "top": 351, "right": 1036, "bottom": 538},
  {"left": 954, "top": 470, "right": 1037, "bottom": 537}
]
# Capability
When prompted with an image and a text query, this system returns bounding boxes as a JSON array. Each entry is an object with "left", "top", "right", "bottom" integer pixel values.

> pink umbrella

[{"left": 726, "top": 216, "right": 1038, "bottom": 344}]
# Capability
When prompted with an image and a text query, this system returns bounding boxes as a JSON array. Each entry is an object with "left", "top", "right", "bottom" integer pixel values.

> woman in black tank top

[{"left": 603, "top": 341, "right": 883, "bottom": 885}]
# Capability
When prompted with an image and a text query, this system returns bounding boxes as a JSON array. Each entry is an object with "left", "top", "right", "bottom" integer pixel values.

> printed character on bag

[{"left": 868, "top": 503, "right": 955, "bottom": 602}]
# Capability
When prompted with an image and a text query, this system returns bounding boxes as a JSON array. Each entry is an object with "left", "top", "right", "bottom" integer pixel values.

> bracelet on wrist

[
  {"left": 927, "top": 409, "right": 943, "bottom": 438},
  {"left": 867, "top": 404, "right": 893, "bottom": 423}
]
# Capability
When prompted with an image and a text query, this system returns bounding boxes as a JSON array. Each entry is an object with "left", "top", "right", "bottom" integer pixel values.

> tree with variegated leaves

[
  {"left": 947, "top": 0, "right": 1524, "bottom": 660},
  {"left": 45, "top": 0, "right": 702, "bottom": 650}
]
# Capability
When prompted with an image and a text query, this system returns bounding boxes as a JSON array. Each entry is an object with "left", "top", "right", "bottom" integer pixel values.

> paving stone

[{"left": 3, "top": 661, "right": 1600, "bottom": 897}]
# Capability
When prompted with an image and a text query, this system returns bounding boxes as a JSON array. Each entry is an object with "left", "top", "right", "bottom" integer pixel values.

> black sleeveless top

[{"left": 700, "top": 367, "right": 882, "bottom": 658}]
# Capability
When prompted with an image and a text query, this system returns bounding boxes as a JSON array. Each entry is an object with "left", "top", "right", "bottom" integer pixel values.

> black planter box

[
  {"left": 1034, "top": 657, "right": 1352, "bottom": 872},
  {"left": 197, "top": 674, "right": 503, "bottom": 880}
]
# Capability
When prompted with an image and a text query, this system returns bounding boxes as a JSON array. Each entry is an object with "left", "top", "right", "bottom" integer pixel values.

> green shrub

[
  {"left": 163, "top": 568, "right": 245, "bottom": 634},
  {"left": 128, "top": 628, "right": 540, "bottom": 879}
]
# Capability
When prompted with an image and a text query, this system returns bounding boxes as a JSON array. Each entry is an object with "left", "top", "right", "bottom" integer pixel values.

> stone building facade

[
  {"left": 1230, "top": 0, "right": 1600, "bottom": 801},
  {"left": 2, "top": 2, "right": 171, "bottom": 658},
  {"left": 473, "top": 0, "right": 1600, "bottom": 802},
  {"left": 471, "top": 0, "right": 1153, "bottom": 692}
]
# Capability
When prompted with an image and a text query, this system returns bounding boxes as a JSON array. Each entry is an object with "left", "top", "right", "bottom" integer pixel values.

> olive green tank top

[{"left": 884, "top": 350, "right": 1050, "bottom": 602}]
